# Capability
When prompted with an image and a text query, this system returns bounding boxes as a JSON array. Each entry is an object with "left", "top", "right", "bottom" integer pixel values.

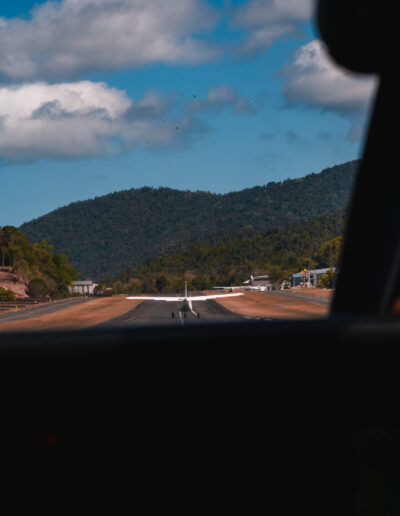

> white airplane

[
  {"left": 213, "top": 284, "right": 269, "bottom": 292},
  {"left": 212, "top": 285, "right": 244, "bottom": 292},
  {"left": 127, "top": 281, "right": 243, "bottom": 319},
  {"left": 214, "top": 275, "right": 271, "bottom": 292},
  {"left": 245, "top": 285, "right": 269, "bottom": 292}
]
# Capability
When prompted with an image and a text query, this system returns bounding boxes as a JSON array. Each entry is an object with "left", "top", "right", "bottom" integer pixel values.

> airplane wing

[
  {"left": 126, "top": 296, "right": 185, "bottom": 301},
  {"left": 212, "top": 286, "right": 243, "bottom": 290},
  {"left": 126, "top": 293, "right": 243, "bottom": 301},
  {"left": 187, "top": 293, "right": 244, "bottom": 301}
]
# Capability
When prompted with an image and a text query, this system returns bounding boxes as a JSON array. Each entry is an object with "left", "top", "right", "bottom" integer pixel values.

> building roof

[
  {"left": 292, "top": 267, "right": 336, "bottom": 278},
  {"left": 72, "top": 280, "right": 95, "bottom": 286}
]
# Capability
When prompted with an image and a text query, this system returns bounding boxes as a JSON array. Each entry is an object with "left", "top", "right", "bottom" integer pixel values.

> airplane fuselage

[
  {"left": 180, "top": 298, "right": 192, "bottom": 313},
  {"left": 127, "top": 280, "right": 242, "bottom": 320}
]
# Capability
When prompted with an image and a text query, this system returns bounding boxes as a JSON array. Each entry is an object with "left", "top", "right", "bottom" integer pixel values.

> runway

[
  {"left": 0, "top": 297, "right": 94, "bottom": 323},
  {"left": 97, "top": 299, "right": 244, "bottom": 328},
  {"left": 0, "top": 290, "right": 330, "bottom": 332}
]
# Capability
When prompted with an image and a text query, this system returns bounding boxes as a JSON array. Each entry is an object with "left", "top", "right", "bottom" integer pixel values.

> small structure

[
  {"left": 98, "top": 287, "right": 114, "bottom": 297},
  {"left": 68, "top": 280, "right": 98, "bottom": 295},
  {"left": 243, "top": 275, "right": 270, "bottom": 287},
  {"left": 291, "top": 268, "right": 336, "bottom": 287}
]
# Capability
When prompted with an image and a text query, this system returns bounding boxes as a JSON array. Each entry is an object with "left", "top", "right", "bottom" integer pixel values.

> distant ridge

[
  {"left": 20, "top": 160, "right": 358, "bottom": 279},
  {"left": 110, "top": 209, "right": 345, "bottom": 293}
]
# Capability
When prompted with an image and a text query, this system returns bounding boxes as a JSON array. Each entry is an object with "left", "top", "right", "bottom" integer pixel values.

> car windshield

[{"left": 0, "top": 0, "right": 377, "bottom": 332}]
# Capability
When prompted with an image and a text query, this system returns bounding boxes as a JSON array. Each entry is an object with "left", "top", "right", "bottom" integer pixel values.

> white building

[
  {"left": 291, "top": 268, "right": 336, "bottom": 287},
  {"left": 68, "top": 280, "right": 98, "bottom": 295}
]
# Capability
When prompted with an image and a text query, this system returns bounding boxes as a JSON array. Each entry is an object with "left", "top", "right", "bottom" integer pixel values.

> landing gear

[
  {"left": 184, "top": 312, "right": 187, "bottom": 318},
  {"left": 197, "top": 313, "right": 200, "bottom": 319},
  {"left": 171, "top": 312, "right": 175, "bottom": 319}
]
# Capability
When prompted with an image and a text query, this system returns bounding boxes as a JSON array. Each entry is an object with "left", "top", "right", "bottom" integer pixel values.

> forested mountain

[
  {"left": 20, "top": 160, "right": 358, "bottom": 279},
  {"left": 107, "top": 209, "right": 345, "bottom": 294}
]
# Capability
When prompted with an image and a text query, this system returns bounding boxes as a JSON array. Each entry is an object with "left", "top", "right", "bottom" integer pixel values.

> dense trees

[
  {"left": 20, "top": 160, "right": 358, "bottom": 279},
  {"left": 314, "top": 236, "right": 343, "bottom": 269},
  {"left": 0, "top": 226, "right": 79, "bottom": 296},
  {"left": 0, "top": 287, "right": 16, "bottom": 301},
  {"left": 105, "top": 210, "right": 346, "bottom": 294},
  {"left": 317, "top": 269, "right": 335, "bottom": 288},
  {"left": 0, "top": 226, "right": 31, "bottom": 268}
]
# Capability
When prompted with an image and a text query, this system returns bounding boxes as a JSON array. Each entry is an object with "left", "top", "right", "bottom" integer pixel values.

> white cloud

[
  {"left": 232, "top": 0, "right": 314, "bottom": 55},
  {"left": 0, "top": 79, "right": 258, "bottom": 163},
  {"left": 281, "top": 39, "right": 378, "bottom": 140},
  {"left": 188, "top": 85, "right": 255, "bottom": 114},
  {"left": 0, "top": 81, "right": 207, "bottom": 162},
  {"left": 282, "top": 40, "right": 377, "bottom": 113},
  {"left": 0, "top": 0, "right": 218, "bottom": 81},
  {"left": 0, "top": 81, "right": 129, "bottom": 160}
]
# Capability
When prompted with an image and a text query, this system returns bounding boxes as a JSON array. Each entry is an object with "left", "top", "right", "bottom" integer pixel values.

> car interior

[{"left": 1, "top": 0, "right": 399, "bottom": 508}]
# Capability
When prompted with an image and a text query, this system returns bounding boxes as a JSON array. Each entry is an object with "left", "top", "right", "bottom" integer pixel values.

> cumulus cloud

[
  {"left": 187, "top": 85, "right": 255, "bottom": 114},
  {"left": 124, "top": 90, "right": 174, "bottom": 122},
  {"left": 0, "top": 79, "right": 258, "bottom": 163},
  {"left": 282, "top": 40, "right": 377, "bottom": 113},
  {"left": 0, "top": 81, "right": 129, "bottom": 161},
  {"left": 232, "top": 0, "right": 314, "bottom": 55},
  {"left": 0, "top": 81, "right": 208, "bottom": 163},
  {"left": 281, "top": 39, "right": 378, "bottom": 140},
  {"left": 0, "top": 0, "right": 218, "bottom": 81}
]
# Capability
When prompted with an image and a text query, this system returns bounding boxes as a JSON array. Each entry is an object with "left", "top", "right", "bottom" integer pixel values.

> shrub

[
  {"left": 0, "top": 287, "right": 16, "bottom": 301},
  {"left": 28, "top": 277, "right": 49, "bottom": 298},
  {"left": 317, "top": 269, "right": 335, "bottom": 288}
]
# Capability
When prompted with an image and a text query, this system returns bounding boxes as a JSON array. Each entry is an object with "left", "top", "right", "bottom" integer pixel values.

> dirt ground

[
  {"left": 0, "top": 297, "right": 141, "bottom": 332},
  {"left": 287, "top": 288, "right": 334, "bottom": 298},
  {"left": 0, "top": 289, "right": 333, "bottom": 331},
  {"left": 215, "top": 290, "right": 331, "bottom": 319},
  {"left": 0, "top": 267, "right": 29, "bottom": 297}
]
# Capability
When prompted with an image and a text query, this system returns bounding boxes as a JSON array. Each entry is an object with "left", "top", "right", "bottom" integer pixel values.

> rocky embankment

[{"left": 0, "top": 267, "right": 28, "bottom": 297}]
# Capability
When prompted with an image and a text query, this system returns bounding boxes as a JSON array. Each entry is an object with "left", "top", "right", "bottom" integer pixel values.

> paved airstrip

[
  {"left": 96, "top": 299, "right": 244, "bottom": 327},
  {"left": 0, "top": 297, "right": 94, "bottom": 323},
  {"left": 0, "top": 289, "right": 333, "bottom": 332}
]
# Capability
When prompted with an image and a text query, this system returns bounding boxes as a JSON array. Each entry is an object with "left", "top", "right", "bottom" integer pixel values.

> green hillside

[
  {"left": 20, "top": 160, "right": 358, "bottom": 279},
  {"left": 106, "top": 209, "right": 345, "bottom": 293},
  {"left": 0, "top": 226, "right": 78, "bottom": 298}
]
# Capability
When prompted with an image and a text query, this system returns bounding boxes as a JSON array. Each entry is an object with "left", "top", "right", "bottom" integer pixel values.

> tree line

[
  {"left": 0, "top": 226, "right": 79, "bottom": 299},
  {"left": 103, "top": 210, "right": 345, "bottom": 294}
]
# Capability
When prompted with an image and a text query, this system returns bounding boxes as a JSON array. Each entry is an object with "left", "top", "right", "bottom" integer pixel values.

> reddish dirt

[
  {"left": 0, "top": 267, "right": 29, "bottom": 297},
  {"left": 0, "top": 289, "right": 333, "bottom": 331},
  {"left": 288, "top": 288, "right": 334, "bottom": 298},
  {"left": 0, "top": 297, "right": 142, "bottom": 332},
  {"left": 215, "top": 291, "right": 330, "bottom": 319}
]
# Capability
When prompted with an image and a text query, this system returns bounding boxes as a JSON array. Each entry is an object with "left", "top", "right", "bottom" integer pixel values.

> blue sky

[{"left": 0, "top": 0, "right": 377, "bottom": 226}]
